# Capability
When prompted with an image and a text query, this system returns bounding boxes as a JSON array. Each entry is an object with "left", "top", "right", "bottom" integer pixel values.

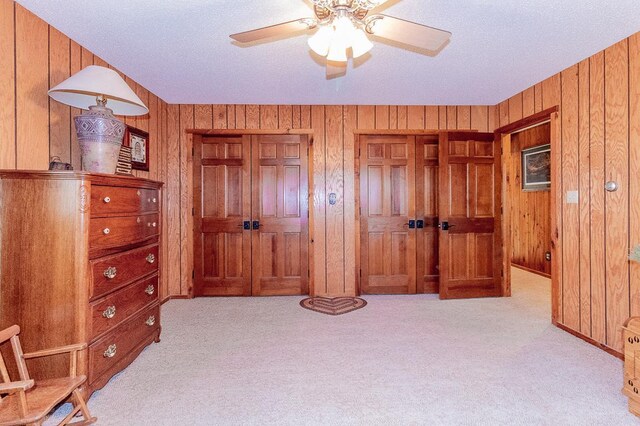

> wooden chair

[{"left": 0, "top": 325, "right": 96, "bottom": 425}]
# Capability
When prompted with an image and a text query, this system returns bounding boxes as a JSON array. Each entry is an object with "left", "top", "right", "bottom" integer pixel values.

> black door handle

[
  {"left": 439, "top": 221, "right": 455, "bottom": 231},
  {"left": 406, "top": 220, "right": 416, "bottom": 229},
  {"left": 252, "top": 220, "right": 260, "bottom": 230},
  {"left": 243, "top": 221, "right": 251, "bottom": 230},
  {"left": 416, "top": 220, "right": 424, "bottom": 229}
]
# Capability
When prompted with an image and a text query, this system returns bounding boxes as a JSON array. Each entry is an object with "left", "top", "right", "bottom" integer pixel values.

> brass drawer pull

[
  {"left": 146, "top": 316, "right": 156, "bottom": 326},
  {"left": 145, "top": 285, "right": 155, "bottom": 295},
  {"left": 152, "top": 222, "right": 157, "bottom": 227},
  {"left": 146, "top": 253, "right": 155, "bottom": 264},
  {"left": 147, "top": 222, "right": 157, "bottom": 227},
  {"left": 103, "top": 344, "right": 117, "bottom": 358},
  {"left": 137, "top": 217, "right": 142, "bottom": 224},
  {"left": 136, "top": 190, "right": 141, "bottom": 196},
  {"left": 103, "top": 266, "right": 117, "bottom": 280},
  {"left": 103, "top": 196, "right": 111, "bottom": 203},
  {"left": 153, "top": 197, "right": 157, "bottom": 203},
  {"left": 103, "top": 228, "right": 110, "bottom": 235},
  {"left": 102, "top": 305, "right": 116, "bottom": 319}
]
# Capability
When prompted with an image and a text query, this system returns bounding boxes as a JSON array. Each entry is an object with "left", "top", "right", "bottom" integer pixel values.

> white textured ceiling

[{"left": 16, "top": 0, "right": 640, "bottom": 105}]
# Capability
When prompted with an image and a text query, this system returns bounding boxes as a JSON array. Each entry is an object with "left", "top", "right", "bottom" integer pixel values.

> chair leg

[{"left": 59, "top": 389, "right": 96, "bottom": 425}]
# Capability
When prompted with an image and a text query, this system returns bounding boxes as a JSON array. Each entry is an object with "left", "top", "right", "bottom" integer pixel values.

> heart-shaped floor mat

[{"left": 299, "top": 297, "right": 367, "bottom": 315}]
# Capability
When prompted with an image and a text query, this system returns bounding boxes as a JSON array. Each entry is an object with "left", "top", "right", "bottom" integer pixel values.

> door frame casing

[
  {"left": 189, "top": 129, "right": 314, "bottom": 298},
  {"left": 494, "top": 107, "right": 560, "bottom": 322}
]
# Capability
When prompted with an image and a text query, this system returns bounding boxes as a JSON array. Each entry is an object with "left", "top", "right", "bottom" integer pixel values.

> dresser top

[{"left": 0, "top": 170, "right": 163, "bottom": 188}]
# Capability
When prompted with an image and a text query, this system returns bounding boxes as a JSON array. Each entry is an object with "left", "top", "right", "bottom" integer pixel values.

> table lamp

[{"left": 48, "top": 65, "right": 149, "bottom": 174}]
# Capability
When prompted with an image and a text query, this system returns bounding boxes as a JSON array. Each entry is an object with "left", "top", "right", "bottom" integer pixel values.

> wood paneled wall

[
  {"left": 496, "top": 32, "right": 640, "bottom": 353},
  {"left": 0, "top": 1, "right": 170, "bottom": 300},
  {"left": 510, "top": 123, "right": 551, "bottom": 276},
  {"left": 164, "top": 104, "right": 497, "bottom": 298}
]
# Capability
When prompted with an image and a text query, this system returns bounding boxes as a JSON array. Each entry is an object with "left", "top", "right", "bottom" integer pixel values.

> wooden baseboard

[
  {"left": 553, "top": 321, "right": 623, "bottom": 360},
  {"left": 511, "top": 263, "right": 551, "bottom": 278},
  {"left": 161, "top": 295, "right": 191, "bottom": 304}
]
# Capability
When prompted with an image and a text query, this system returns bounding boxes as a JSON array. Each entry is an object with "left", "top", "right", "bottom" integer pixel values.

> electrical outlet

[{"left": 566, "top": 190, "right": 579, "bottom": 204}]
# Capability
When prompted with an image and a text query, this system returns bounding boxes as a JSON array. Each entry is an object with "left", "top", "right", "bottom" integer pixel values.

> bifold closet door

[
  {"left": 194, "top": 135, "right": 252, "bottom": 296},
  {"left": 360, "top": 135, "right": 416, "bottom": 294},
  {"left": 194, "top": 134, "right": 309, "bottom": 297},
  {"left": 438, "top": 132, "right": 502, "bottom": 299},
  {"left": 415, "top": 135, "right": 440, "bottom": 294},
  {"left": 251, "top": 135, "right": 309, "bottom": 296}
]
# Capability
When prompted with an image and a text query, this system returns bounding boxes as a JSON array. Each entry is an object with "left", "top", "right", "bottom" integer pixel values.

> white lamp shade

[
  {"left": 48, "top": 65, "right": 148, "bottom": 116},
  {"left": 351, "top": 29, "right": 374, "bottom": 58},
  {"left": 308, "top": 26, "right": 333, "bottom": 57}
]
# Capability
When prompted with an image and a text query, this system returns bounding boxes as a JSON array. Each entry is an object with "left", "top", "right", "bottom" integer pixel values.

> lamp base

[{"left": 74, "top": 105, "right": 125, "bottom": 174}]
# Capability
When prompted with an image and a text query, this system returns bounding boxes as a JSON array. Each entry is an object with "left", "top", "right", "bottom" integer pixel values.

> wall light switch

[{"left": 566, "top": 190, "right": 579, "bottom": 204}]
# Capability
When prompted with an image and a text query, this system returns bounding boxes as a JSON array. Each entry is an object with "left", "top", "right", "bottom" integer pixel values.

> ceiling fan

[{"left": 230, "top": 0, "right": 452, "bottom": 78}]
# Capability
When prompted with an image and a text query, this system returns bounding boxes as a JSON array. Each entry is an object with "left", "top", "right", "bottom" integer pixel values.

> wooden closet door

[
  {"left": 251, "top": 135, "right": 309, "bottom": 296},
  {"left": 360, "top": 135, "right": 416, "bottom": 294},
  {"left": 415, "top": 135, "right": 440, "bottom": 294},
  {"left": 194, "top": 135, "right": 251, "bottom": 296},
  {"left": 438, "top": 132, "right": 502, "bottom": 299}
]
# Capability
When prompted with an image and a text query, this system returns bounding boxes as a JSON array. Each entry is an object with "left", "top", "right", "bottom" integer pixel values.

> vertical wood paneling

[
  {"left": 246, "top": 105, "right": 260, "bottom": 129},
  {"left": 509, "top": 93, "right": 523, "bottom": 123},
  {"left": 179, "top": 105, "right": 194, "bottom": 296},
  {"left": 589, "top": 51, "right": 606, "bottom": 344},
  {"left": 446, "top": 106, "right": 457, "bottom": 129},
  {"left": 534, "top": 83, "right": 543, "bottom": 113},
  {"left": 407, "top": 106, "right": 424, "bottom": 129},
  {"left": 523, "top": 87, "right": 535, "bottom": 117},
  {"left": 343, "top": 105, "right": 357, "bottom": 295},
  {"left": 604, "top": 40, "right": 629, "bottom": 351},
  {"left": 278, "top": 105, "right": 293, "bottom": 129},
  {"left": 438, "top": 106, "right": 447, "bottom": 129},
  {"left": 578, "top": 59, "right": 592, "bottom": 334},
  {"left": 69, "top": 41, "right": 82, "bottom": 170},
  {"left": 542, "top": 74, "right": 561, "bottom": 109},
  {"left": 48, "top": 27, "right": 71, "bottom": 164},
  {"left": 425, "top": 106, "right": 438, "bottom": 130},
  {"left": 389, "top": 106, "right": 398, "bottom": 129},
  {"left": 457, "top": 106, "right": 471, "bottom": 130},
  {"left": 301, "top": 105, "right": 311, "bottom": 128},
  {"left": 15, "top": 4, "right": 49, "bottom": 169},
  {"left": 212, "top": 104, "right": 227, "bottom": 129},
  {"left": 375, "top": 105, "right": 389, "bottom": 129},
  {"left": 260, "top": 105, "right": 278, "bottom": 129},
  {"left": 397, "top": 106, "right": 408, "bottom": 129},
  {"left": 226, "top": 105, "right": 237, "bottom": 129},
  {"left": 630, "top": 33, "right": 640, "bottom": 317},
  {"left": 166, "top": 104, "right": 181, "bottom": 297},
  {"left": 235, "top": 105, "right": 246, "bottom": 129},
  {"left": 325, "top": 105, "right": 345, "bottom": 294},
  {"left": 311, "top": 105, "right": 327, "bottom": 294},
  {"left": 194, "top": 105, "right": 213, "bottom": 129},
  {"left": 471, "top": 106, "right": 488, "bottom": 132},
  {"left": 148, "top": 93, "right": 158, "bottom": 180},
  {"left": 0, "top": 0, "right": 16, "bottom": 169},
  {"left": 292, "top": 105, "right": 302, "bottom": 129},
  {"left": 499, "top": 101, "right": 509, "bottom": 127},
  {"left": 560, "top": 65, "right": 580, "bottom": 332},
  {"left": 358, "top": 106, "right": 375, "bottom": 129}
]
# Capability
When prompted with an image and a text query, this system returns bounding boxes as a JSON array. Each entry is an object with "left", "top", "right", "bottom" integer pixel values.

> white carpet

[{"left": 48, "top": 268, "right": 635, "bottom": 425}]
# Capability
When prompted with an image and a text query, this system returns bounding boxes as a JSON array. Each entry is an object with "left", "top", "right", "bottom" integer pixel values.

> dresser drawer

[
  {"left": 91, "top": 185, "right": 159, "bottom": 216},
  {"left": 89, "top": 274, "right": 159, "bottom": 339},
  {"left": 90, "top": 244, "right": 159, "bottom": 300},
  {"left": 90, "top": 213, "right": 159, "bottom": 253},
  {"left": 88, "top": 304, "right": 160, "bottom": 386}
]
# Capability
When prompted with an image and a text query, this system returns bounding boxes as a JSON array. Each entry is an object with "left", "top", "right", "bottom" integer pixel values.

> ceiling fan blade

[
  {"left": 365, "top": 14, "right": 451, "bottom": 53},
  {"left": 230, "top": 18, "right": 316, "bottom": 43},
  {"left": 326, "top": 60, "right": 347, "bottom": 79}
]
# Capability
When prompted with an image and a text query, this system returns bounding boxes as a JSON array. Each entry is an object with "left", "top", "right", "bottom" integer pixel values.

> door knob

[
  {"left": 405, "top": 220, "right": 416, "bottom": 229},
  {"left": 252, "top": 220, "right": 260, "bottom": 230},
  {"left": 239, "top": 221, "right": 251, "bottom": 230},
  {"left": 416, "top": 220, "right": 424, "bottom": 229},
  {"left": 439, "top": 221, "right": 454, "bottom": 231}
]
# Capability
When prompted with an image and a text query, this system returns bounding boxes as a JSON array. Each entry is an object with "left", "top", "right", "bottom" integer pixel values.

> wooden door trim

[
  {"left": 187, "top": 129, "right": 314, "bottom": 136},
  {"left": 354, "top": 129, "right": 475, "bottom": 135},
  {"left": 495, "top": 109, "right": 560, "bottom": 322}
]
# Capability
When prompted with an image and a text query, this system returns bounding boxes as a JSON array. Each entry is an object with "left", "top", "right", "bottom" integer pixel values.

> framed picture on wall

[
  {"left": 123, "top": 125, "right": 149, "bottom": 171},
  {"left": 521, "top": 144, "right": 551, "bottom": 191}
]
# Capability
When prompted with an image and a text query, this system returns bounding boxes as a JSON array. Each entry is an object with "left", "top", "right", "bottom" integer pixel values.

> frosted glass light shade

[
  {"left": 351, "top": 29, "right": 374, "bottom": 58},
  {"left": 327, "top": 38, "right": 348, "bottom": 62},
  {"left": 308, "top": 26, "right": 333, "bottom": 57},
  {"left": 48, "top": 65, "right": 148, "bottom": 116}
]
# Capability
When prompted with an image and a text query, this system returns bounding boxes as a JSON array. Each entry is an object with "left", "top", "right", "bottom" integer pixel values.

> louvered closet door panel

[
  {"left": 251, "top": 135, "right": 309, "bottom": 296},
  {"left": 360, "top": 135, "right": 416, "bottom": 294},
  {"left": 194, "top": 135, "right": 251, "bottom": 296}
]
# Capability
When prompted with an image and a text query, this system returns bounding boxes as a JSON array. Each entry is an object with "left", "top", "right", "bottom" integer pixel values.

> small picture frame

[
  {"left": 123, "top": 125, "right": 149, "bottom": 171},
  {"left": 521, "top": 144, "right": 551, "bottom": 191}
]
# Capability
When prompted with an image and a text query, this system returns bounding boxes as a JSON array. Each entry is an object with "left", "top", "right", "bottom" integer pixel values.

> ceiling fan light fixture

[
  {"left": 327, "top": 36, "right": 348, "bottom": 62},
  {"left": 351, "top": 28, "right": 373, "bottom": 58},
  {"left": 308, "top": 25, "right": 333, "bottom": 56}
]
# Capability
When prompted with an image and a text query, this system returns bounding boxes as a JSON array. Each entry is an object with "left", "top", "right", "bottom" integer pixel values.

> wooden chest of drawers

[{"left": 0, "top": 171, "right": 163, "bottom": 396}]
